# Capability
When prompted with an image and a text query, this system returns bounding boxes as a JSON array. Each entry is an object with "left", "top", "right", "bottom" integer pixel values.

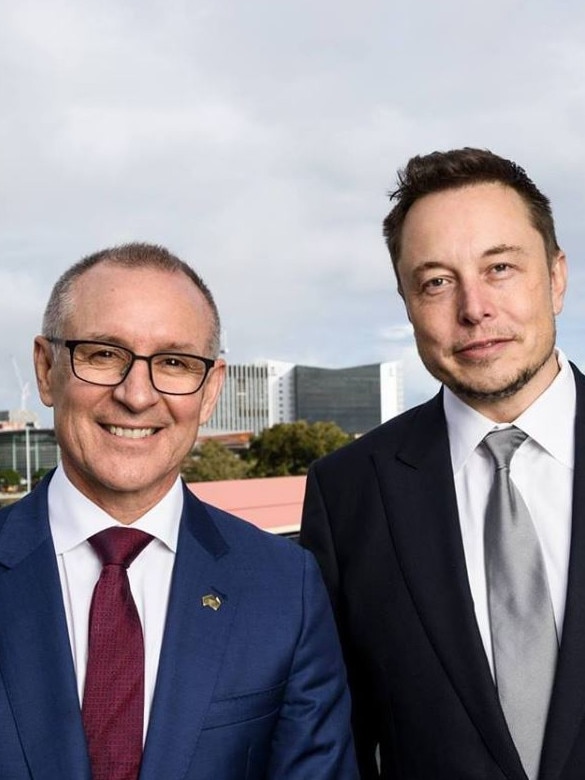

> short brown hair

[
  {"left": 383, "top": 147, "right": 560, "bottom": 286},
  {"left": 42, "top": 242, "right": 221, "bottom": 356}
]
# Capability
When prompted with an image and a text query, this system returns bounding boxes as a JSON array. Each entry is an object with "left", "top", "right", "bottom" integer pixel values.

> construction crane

[
  {"left": 10, "top": 356, "right": 32, "bottom": 493},
  {"left": 11, "top": 356, "right": 30, "bottom": 412}
]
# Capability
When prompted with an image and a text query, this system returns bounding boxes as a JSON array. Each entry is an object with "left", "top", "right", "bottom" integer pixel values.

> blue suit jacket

[
  {"left": 0, "top": 476, "right": 358, "bottom": 779},
  {"left": 302, "top": 364, "right": 585, "bottom": 780}
]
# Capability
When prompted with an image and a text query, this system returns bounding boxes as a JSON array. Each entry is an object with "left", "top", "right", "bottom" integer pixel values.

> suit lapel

[
  {"left": 371, "top": 393, "right": 526, "bottom": 780},
  {"left": 538, "top": 366, "right": 585, "bottom": 779},
  {"left": 140, "top": 485, "right": 240, "bottom": 780},
  {"left": 0, "top": 478, "right": 90, "bottom": 779}
]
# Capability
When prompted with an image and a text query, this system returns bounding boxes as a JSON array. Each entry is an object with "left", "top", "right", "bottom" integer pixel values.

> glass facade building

[
  {"left": 203, "top": 360, "right": 296, "bottom": 436},
  {"left": 295, "top": 362, "right": 402, "bottom": 435},
  {"left": 203, "top": 360, "right": 403, "bottom": 436},
  {"left": 0, "top": 428, "right": 60, "bottom": 477}
]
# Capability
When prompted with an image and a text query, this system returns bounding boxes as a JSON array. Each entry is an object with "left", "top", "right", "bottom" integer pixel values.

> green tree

[
  {"left": 0, "top": 469, "right": 21, "bottom": 489},
  {"left": 247, "top": 420, "right": 351, "bottom": 477},
  {"left": 182, "top": 440, "right": 249, "bottom": 482}
]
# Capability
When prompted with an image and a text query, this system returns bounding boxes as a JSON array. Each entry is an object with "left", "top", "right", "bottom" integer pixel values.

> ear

[
  {"left": 550, "top": 251, "right": 568, "bottom": 316},
  {"left": 198, "top": 359, "right": 226, "bottom": 425},
  {"left": 33, "top": 336, "right": 56, "bottom": 408}
]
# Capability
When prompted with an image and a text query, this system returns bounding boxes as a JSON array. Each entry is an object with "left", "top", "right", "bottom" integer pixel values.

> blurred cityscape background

[{"left": 0, "top": 358, "right": 404, "bottom": 536}]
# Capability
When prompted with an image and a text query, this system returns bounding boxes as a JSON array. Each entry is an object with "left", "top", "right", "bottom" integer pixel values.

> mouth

[
  {"left": 454, "top": 337, "right": 513, "bottom": 356},
  {"left": 103, "top": 425, "right": 159, "bottom": 439}
]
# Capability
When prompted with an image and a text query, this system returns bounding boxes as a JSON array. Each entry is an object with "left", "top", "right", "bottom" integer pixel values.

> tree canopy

[
  {"left": 247, "top": 420, "right": 351, "bottom": 477},
  {"left": 0, "top": 469, "right": 21, "bottom": 489},
  {"left": 182, "top": 440, "right": 249, "bottom": 482}
]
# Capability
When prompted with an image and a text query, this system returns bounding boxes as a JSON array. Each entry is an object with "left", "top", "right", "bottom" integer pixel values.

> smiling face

[
  {"left": 397, "top": 183, "right": 567, "bottom": 421},
  {"left": 34, "top": 263, "right": 225, "bottom": 522}
]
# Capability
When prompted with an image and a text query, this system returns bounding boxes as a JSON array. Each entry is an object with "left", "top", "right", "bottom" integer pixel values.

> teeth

[{"left": 106, "top": 426, "right": 156, "bottom": 439}]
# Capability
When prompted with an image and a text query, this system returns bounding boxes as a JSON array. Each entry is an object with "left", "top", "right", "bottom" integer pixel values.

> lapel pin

[{"left": 202, "top": 593, "right": 222, "bottom": 611}]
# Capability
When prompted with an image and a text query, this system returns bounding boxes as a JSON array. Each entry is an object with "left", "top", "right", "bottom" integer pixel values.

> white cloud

[{"left": 379, "top": 324, "right": 414, "bottom": 343}]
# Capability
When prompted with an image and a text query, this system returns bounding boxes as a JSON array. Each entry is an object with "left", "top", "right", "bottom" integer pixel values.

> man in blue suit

[
  {"left": 301, "top": 148, "right": 585, "bottom": 779},
  {"left": 0, "top": 242, "right": 357, "bottom": 779}
]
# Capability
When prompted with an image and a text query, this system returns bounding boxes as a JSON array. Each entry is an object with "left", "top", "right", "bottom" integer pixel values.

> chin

[
  {"left": 86, "top": 465, "right": 157, "bottom": 494},
  {"left": 446, "top": 366, "right": 539, "bottom": 403}
]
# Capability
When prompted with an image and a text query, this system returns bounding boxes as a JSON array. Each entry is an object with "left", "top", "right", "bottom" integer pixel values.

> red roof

[{"left": 187, "top": 475, "right": 306, "bottom": 535}]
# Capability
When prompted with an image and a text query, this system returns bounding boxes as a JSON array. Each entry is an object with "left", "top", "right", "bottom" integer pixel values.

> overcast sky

[{"left": 2, "top": 0, "right": 585, "bottom": 426}]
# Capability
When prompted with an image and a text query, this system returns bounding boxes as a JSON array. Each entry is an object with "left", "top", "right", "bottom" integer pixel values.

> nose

[
  {"left": 111, "top": 356, "right": 160, "bottom": 411},
  {"left": 457, "top": 279, "right": 494, "bottom": 326}
]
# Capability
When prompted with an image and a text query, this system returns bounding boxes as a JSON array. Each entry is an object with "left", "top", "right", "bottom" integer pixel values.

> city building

[
  {"left": 0, "top": 409, "right": 60, "bottom": 489},
  {"left": 294, "top": 361, "right": 403, "bottom": 435},
  {"left": 205, "top": 360, "right": 296, "bottom": 435},
  {"left": 0, "top": 427, "right": 60, "bottom": 478},
  {"left": 202, "top": 359, "right": 403, "bottom": 437}
]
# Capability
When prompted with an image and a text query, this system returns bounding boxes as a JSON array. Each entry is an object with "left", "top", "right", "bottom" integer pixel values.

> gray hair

[{"left": 42, "top": 242, "right": 221, "bottom": 357}]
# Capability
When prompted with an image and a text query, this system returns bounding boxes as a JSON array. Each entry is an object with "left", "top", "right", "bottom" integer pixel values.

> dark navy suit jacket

[
  {"left": 0, "top": 476, "right": 358, "bottom": 779},
  {"left": 301, "top": 364, "right": 585, "bottom": 780}
]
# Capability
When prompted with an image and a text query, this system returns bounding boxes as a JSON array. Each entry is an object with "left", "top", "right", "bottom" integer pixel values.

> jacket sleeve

[{"left": 266, "top": 546, "right": 359, "bottom": 779}]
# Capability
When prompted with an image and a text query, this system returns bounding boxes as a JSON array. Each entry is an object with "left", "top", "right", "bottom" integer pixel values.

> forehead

[
  {"left": 65, "top": 263, "right": 213, "bottom": 349},
  {"left": 400, "top": 183, "right": 540, "bottom": 255}
]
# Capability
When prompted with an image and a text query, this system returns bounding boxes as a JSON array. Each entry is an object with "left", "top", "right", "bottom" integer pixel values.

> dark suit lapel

[
  {"left": 0, "top": 478, "right": 90, "bottom": 779},
  {"left": 539, "top": 366, "right": 585, "bottom": 779},
  {"left": 140, "top": 485, "right": 240, "bottom": 780},
  {"left": 371, "top": 393, "right": 526, "bottom": 780}
]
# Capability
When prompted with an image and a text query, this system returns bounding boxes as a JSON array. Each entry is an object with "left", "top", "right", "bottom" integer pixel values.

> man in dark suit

[
  {"left": 301, "top": 148, "right": 585, "bottom": 779},
  {"left": 0, "top": 242, "right": 358, "bottom": 779}
]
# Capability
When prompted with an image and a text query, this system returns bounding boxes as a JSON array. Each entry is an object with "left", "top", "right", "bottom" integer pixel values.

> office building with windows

[
  {"left": 202, "top": 360, "right": 403, "bottom": 437},
  {"left": 295, "top": 361, "right": 403, "bottom": 435},
  {"left": 0, "top": 410, "right": 60, "bottom": 486},
  {"left": 205, "top": 360, "right": 295, "bottom": 435}
]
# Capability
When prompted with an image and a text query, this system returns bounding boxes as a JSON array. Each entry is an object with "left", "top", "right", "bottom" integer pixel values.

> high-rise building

[
  {"left": 202, "top": 360, "right": 403, "bottom": 436},
  {"left": 205, "top": 360, "right": 296, "bottom": 435},
  {"left": 295, "top": 361, "right": 403, "bottom": 435}
]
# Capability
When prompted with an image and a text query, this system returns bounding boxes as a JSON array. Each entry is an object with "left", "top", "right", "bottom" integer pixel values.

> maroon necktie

[{"left": 82, "top": 527, "right": 153, "bottom": 780}]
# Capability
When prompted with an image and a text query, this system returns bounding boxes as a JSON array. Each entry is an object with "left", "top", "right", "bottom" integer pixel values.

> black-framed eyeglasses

[{"left": 49, "top": 339, "right": 216, "bottom": 395}]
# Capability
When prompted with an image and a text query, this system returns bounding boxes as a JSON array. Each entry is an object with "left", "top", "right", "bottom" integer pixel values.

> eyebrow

[
  {"left": 80, "top": 335, "right": 200, "bottom": 353},
  {"left": 482, "top": 243, "right": 524, "bottom": 258},
  {"left": 412, "top": 245, "right": 524, "bottom": 273}
]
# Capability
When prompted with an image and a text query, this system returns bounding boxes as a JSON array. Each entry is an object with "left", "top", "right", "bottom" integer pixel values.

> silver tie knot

[{"left": 483, "top": 427, "right": 527, "bottom": 471}]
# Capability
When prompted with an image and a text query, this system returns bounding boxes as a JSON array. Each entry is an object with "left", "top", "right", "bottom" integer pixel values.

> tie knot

[
  {"left": 88, "top": 527, "right": 153, "bottom": 568},
  {"left": 483, "top": 426, "right": 528, "bottom": 470}
]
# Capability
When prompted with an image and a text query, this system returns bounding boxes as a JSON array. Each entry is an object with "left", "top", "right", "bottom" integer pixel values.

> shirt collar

[
  {"left": 444, "top": 349, "right": 575, "bottom": 474},
  {"left": 48, "top": 464, "right": 183, "bottom": 555}
]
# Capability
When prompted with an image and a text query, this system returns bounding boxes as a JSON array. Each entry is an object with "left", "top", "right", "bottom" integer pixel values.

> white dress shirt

[
  {"left": 444, "top": 350, "right": 575, "bottom": 674},
  {"left": 48, "top": 465, "right": 182, "bottom": 740}
]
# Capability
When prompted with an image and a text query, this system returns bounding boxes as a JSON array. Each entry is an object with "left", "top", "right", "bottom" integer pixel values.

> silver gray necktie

[{"left": 483, "top": 427, "right": 558, "bottom": 780}]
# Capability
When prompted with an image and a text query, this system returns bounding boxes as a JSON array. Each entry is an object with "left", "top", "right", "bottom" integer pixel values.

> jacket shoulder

[
  {"left": 201, "top": 501, "right": 306, "bottom": 566},
  {"left": 0, "top": 481, "right": 47, "bottom": 527}
]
